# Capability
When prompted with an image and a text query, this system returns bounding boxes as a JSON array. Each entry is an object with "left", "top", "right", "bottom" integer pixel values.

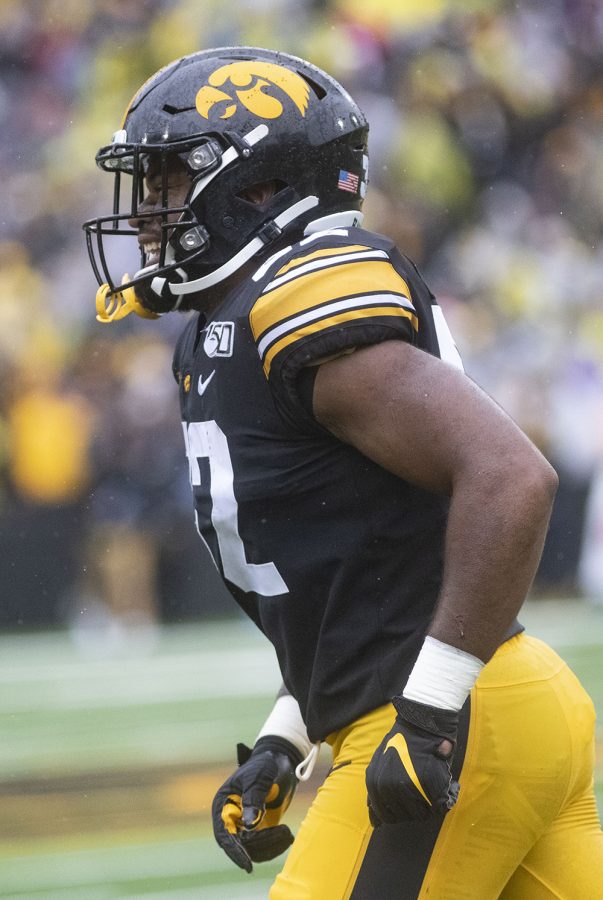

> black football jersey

[{"left": 173, "top": 227, "right": 464, "bottom": 741}]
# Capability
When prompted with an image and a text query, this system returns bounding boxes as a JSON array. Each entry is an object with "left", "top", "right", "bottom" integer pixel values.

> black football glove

[
  {"left": 211, "top": 736, "right": 301, "bottom": 873},
  {"left": 366, "top": 696, "right": 460, "bottom": 826}
]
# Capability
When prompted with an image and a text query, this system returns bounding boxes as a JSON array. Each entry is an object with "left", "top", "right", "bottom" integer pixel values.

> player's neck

[{"left": 183, "top": 259, "right": 258, "bottom": 317}]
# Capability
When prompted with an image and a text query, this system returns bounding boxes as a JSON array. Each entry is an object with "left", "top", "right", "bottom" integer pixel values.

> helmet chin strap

[
  {"left": 151, "top": 194, "right": 319, "bottom": 300},
  {"left": 303, "top": 211, "right": 364, "bottom": 233}
]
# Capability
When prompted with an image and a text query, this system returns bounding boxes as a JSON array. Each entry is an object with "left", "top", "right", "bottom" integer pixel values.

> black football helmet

[{"left": 83, "top": 46, "right": 369, "bottom": 322}]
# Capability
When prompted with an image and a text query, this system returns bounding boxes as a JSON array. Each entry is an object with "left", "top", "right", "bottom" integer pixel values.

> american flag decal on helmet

[{"left": 337, "top": 170, "right": 359, "bottom": 193}]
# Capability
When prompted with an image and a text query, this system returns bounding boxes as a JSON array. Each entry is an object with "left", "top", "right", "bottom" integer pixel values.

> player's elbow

[
  {"left": 540, "top": 458, "right": 559, "bottom": 502},
  {"left": 513, "top": 451, "right": 558, "bottom": 520}
]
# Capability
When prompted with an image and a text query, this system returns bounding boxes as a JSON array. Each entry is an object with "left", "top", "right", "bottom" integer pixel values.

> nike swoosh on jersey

[
  {"left": 198, "top": 370, "right": 216, "bottom": 395},
  {"left": 385, "top": 733, "right": 432, "bottom": 805}
]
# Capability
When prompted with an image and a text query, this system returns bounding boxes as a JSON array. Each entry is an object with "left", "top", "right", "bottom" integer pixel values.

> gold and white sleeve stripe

[{"left": 250, "top": 245, "right": 418, "bottom": 376}]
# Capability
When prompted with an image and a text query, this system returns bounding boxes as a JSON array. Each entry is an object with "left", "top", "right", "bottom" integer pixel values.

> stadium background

[{"left": 0, "top": 0, "right": 601, "bottom": 896}]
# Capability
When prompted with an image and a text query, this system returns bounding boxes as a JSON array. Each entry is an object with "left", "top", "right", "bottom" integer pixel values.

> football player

[{"left": 84, "top": 47, "right": 603, "bottom": 898}]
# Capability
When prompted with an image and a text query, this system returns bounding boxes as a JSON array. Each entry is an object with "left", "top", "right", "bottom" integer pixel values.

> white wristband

[
  {"left": 402, "top": 636, "right": 484, "bottom": 711},
  {"left": 255, "top": 694, "right": 313, "bottom": 760}
]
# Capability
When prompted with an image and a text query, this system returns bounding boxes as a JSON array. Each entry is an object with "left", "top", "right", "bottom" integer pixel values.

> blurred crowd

[{"left": 0, "top": 0, "right": 602, "bottom": 646}]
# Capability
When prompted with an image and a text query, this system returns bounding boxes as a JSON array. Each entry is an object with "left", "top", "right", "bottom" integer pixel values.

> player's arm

[
  {"left": 212, "top": 689, "right": 312, "bottom": 872},
  {"left": 312, "top": 339, "right": 558, "bottom": 821},
  {"left": 313, "top": 338, "right": 556, "bottom": 661}
]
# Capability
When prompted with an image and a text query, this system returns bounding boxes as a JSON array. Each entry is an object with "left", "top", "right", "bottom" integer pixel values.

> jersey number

[{"left": 183, "top": 420, "right": 288, "bottom": 596}]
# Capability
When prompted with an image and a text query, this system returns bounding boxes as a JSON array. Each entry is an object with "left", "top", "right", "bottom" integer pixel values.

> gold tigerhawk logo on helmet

[{"left": 195, "top": 61, "right": 310, "bottom": 121}]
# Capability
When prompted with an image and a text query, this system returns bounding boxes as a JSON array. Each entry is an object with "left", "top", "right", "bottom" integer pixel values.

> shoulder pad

[{"left": 249, "top": 232, "right": 417, "bottom": 378}]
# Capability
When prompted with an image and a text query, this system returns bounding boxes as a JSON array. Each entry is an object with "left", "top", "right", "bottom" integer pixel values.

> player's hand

[
  {"left": 365, "top": 696, "right": 460, "bottom": 826},
  {"left": 211, "top": 737, "right": 300, "bottom": 873}
]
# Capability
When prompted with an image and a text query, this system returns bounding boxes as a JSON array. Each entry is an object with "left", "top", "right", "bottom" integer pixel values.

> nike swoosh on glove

[
  {"left": 365, "top": 696, "right": 460, "bottom": 826},
  {"left": 212, "top": 736, "right": 301, "bottom": 873}
]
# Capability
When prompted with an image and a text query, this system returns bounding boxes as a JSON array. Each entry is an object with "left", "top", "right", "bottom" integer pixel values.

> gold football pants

[{"left": 269, "top": 634, "right": 603, "bottom": 899}]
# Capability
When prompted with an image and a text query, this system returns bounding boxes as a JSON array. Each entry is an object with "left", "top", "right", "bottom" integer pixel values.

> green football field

[{"left": 1, "top": 599, "right": 601, "bottom": 899}]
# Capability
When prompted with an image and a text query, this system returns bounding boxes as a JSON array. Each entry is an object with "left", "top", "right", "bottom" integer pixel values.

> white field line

[
  {"left": 141, "top": 885, "right": 272, "bottom": 900},
  {"left": 0, "top": 890, "right": 115, "bottom": 900},
  {"left": 8, "top": 881, "right": 272, "bottom": 900},
  {"left": 0, "top": 648, "right": 273, "bottom": 683},
  {"left": 0, "top": 885, "right": 273, "bottom": 900},
  {"left": 0, "top": 839, "right": 245, "bottom": 892},
  {"left": 0, "top": 650, "right": 281, "bottom": 714}
]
